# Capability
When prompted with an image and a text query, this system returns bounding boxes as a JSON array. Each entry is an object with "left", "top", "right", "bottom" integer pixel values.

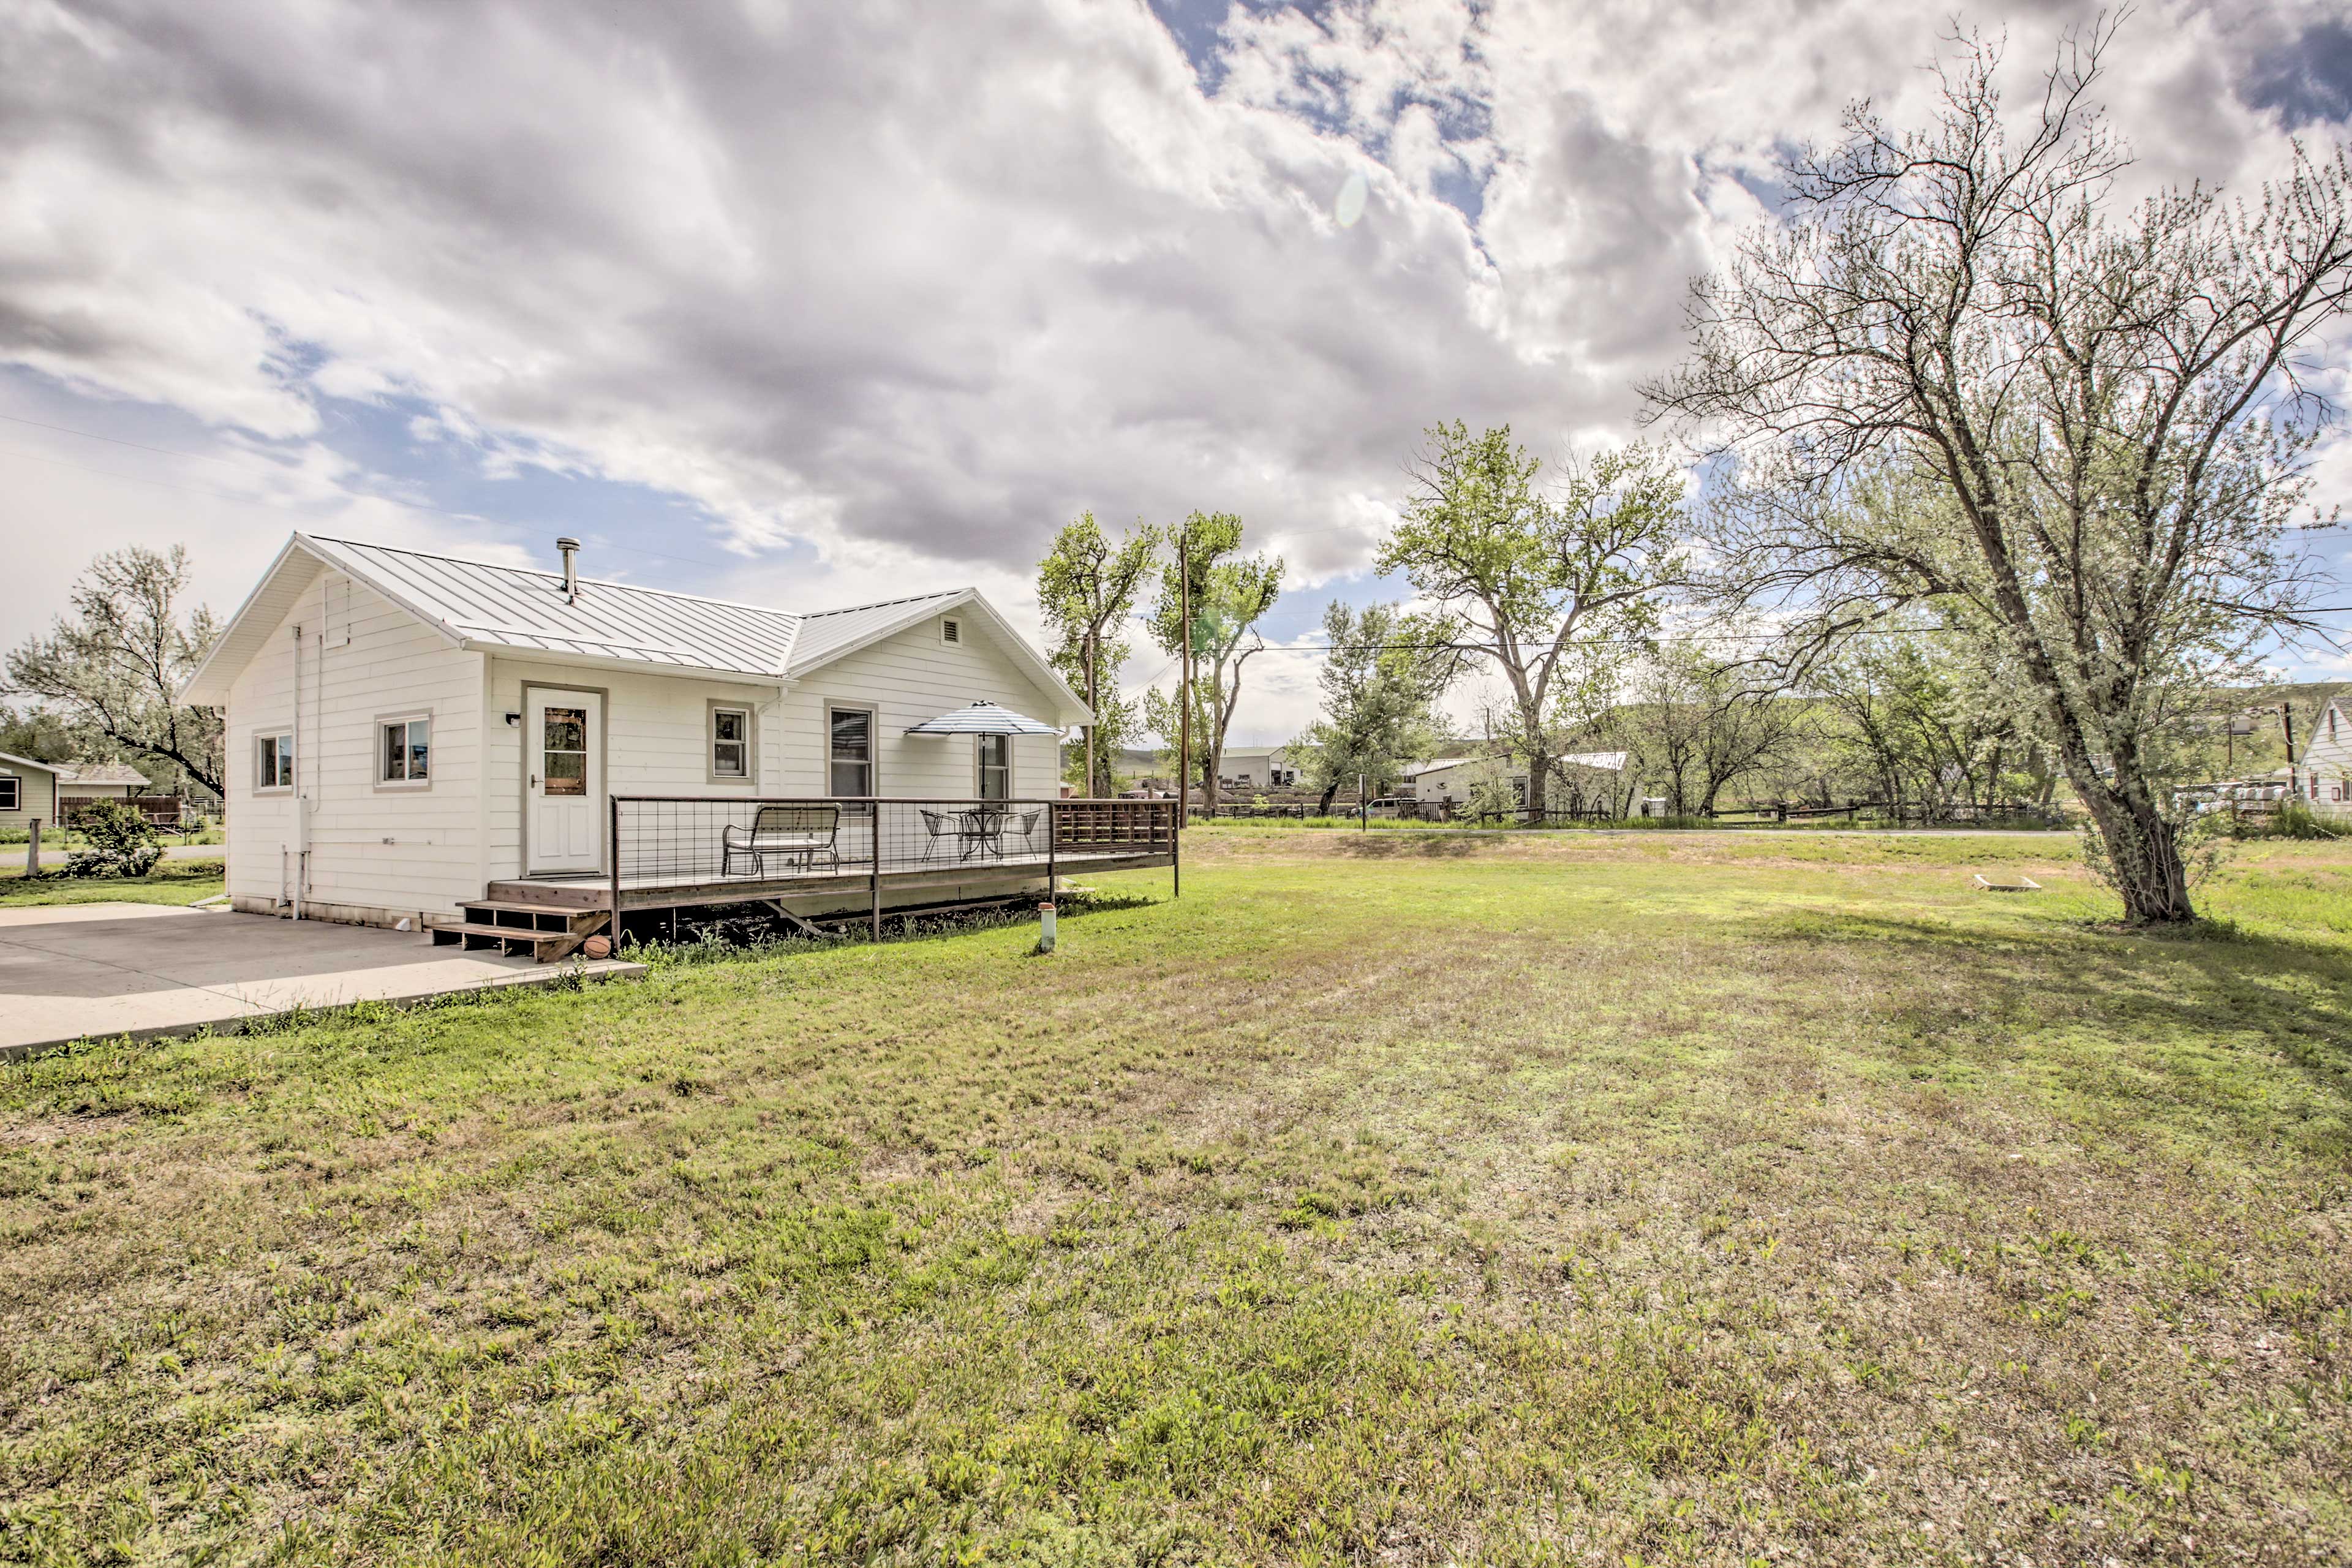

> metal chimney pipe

[{"left": 556, "top": 536, "right": 581, "bottom": 601}]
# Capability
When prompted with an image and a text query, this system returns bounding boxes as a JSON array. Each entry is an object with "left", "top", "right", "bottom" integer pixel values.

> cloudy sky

[{"left": 2, "top": 0, "right": 2348, "bottom": 743}]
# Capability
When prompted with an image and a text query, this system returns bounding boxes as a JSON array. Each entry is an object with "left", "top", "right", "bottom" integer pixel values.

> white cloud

[{"left": 1, "top": 0, "right": 2346, "bottom": 730}]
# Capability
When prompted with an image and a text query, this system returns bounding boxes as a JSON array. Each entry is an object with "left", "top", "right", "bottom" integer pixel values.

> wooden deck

[{"left": 492, "top": 846, "right": 1174, "bottom": 914}]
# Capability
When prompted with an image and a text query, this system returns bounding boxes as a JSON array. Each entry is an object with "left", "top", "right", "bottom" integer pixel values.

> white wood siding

[
  {"left": 224, "top": 571, "right": 484, "bottom": 923},
  {"left": 484, "top": 660, "right": 786, "bottom": 878},
  {"left": 2301, "top": 699, "right": 2352, "bottom": 812},
  {"left": 775, "top": 617, "right": 1063, "bottom": 799}
]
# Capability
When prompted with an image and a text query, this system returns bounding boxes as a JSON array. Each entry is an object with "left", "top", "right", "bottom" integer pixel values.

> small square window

[
  {"left": 0, "top": 777, "right": 18, "bottom": 812},
  {"left": 380, "top": 717, "right": 429, "bottom": 783},
  {"left": 712, "top": 707, "right": 749, "bottom": 779},
  {"left": 257, "top": 733, "right": 294, "bottom": 790}
]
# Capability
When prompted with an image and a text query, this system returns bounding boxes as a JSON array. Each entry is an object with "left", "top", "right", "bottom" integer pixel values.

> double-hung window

[
  {"left": 978, "top": 734, "right": 1011, "bottom": 801},
  {"left": 256, "top": 732, "right": 295, "bottom": 791},
  {"left": 379, "top": 716, "right": 430, "bottom": 785},
  {"left": 0, "top": 776, "right": 18, "bottom": 812},
  {"left": 829, "top": 706, "right": 874, "bottom": 803},
  {"left": 710, "top": 705, "right": 750, "bottom": 780}
]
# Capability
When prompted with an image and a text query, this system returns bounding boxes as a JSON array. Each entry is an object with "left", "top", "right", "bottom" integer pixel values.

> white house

[
  {"left": 2294, "top": 695, "right": 2352, "bottom": 815},
  {"left": 1406, "top": 750, "right": 1626, "bottom": 807},
  {"left": 1219, "top": 745, "right": 1299, "bottom": 789},
  {"left": 181, "top": 533, "right": 1166, "bottom": 950}
]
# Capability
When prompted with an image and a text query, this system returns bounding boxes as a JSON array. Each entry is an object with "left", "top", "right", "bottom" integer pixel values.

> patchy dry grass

[
  {"left": 0, "top": 857, "right": 224, "bottom": 909},
  {"left": 1, "top": 830, "right": 2347, "bottom": 1564}
]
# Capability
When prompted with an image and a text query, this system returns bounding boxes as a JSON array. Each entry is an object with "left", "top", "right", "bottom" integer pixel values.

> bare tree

[
  {"left": 6, "top": 545, "right": 223, "bottom": 797},
  {"left": 1380, "top": 423, "right": 1686, "bottom": 816},
  {"left": 1647, "top": 23, "right": 2348, "bottom": 922}
]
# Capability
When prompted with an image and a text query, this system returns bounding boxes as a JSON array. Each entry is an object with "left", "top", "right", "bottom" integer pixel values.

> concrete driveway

[{"left": 0, "top": 903, "right": 643, "bottom": 1058}]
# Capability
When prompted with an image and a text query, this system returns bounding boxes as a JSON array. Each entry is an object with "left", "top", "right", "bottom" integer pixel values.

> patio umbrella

[{"left": 902, "top": 701, "right": 1063, "bottom": 736}]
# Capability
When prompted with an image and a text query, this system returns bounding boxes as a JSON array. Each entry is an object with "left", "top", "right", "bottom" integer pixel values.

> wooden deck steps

[{"left": 434, "top": 884, "right": 611, "bottom": 962}]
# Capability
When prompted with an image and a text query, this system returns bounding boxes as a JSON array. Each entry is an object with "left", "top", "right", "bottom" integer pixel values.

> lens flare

[{"left": 1335, "top": 169, "right": 1367, "bottom": 228}]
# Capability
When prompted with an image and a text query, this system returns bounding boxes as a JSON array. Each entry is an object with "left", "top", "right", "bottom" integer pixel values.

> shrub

[
  {"left": 64, "top": 800, "right": 162, "bottom": 878},
  {"left": 2266, "top": 801, "right": 2348, "bottom": 840}
]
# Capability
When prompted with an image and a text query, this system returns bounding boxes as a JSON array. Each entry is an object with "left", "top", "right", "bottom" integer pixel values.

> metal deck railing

[{"left": 603, "top": 795, "right": 1180, "bottom": 921}]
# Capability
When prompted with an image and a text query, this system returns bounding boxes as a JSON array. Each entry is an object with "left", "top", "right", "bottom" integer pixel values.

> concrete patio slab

[{"left": 0, "top": 904, "right": 644, "bottom": 1059}]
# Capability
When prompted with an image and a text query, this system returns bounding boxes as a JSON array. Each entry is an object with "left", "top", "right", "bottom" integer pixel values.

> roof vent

[
  {"left": 941, "top": 616, "right": 961, "bottom": 645},
  {"left": 556, "top": 536, "right": 581, "bottom": 602}
]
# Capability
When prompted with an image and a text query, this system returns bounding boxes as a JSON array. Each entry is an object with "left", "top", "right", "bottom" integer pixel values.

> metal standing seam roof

[
  {"left": 304, "top": 536, "right": 804, "bottom": 678},
  {"left": 784, "top": 590, "right": 965, "bottom": 673}
]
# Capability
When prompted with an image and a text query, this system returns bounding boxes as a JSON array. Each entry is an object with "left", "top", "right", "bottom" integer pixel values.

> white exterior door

[{"left": 527, "top": 688, "right": 603, "bottom": 874}]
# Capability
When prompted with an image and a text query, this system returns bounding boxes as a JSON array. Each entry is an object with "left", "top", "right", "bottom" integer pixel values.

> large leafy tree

[
  {"left": 1813, "top": 632, "right": 2054, "bottom": 818},
  {"left": 1036, "top": 511, "right": 1156, "bottom": 796},
  {"left": 1379, "top": 423, "right": 1685, "bottom": 814},
  {"left": 1645, "top": 24, "right": 2348, "bottom": 922},
  {"left": 1144, "top": 511, "right": 1282, "bottom": 810},
  {"left": 1291, "top": 600, "right": 1459, "bottom": 815},
  {"left": 6, "top": 545, "right": 223, "bottom": 797},
  {"left": 1607, "top": 642, "right": 1807, "bottom": 816}
]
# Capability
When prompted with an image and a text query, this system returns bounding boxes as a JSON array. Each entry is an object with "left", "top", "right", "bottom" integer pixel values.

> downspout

[{"left": 289, "top": 618, "right": 303, "bottom": 919}]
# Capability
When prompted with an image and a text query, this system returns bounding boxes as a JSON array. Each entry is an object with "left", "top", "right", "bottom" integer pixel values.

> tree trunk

[
  {"left": 2088, "top": 788, "right": 2192, "bottom": 922},
  {"left": 1317, "top": 782, "right": 1340, "bottom": 816},
  {"left": 2049, "top": 725, "right": 2193, "bottom": 921}
]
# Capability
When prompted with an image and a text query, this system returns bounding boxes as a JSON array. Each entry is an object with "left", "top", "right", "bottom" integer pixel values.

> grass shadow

[{"left": 1735, "top": 905, "right": 2352, "bottom": 1117}]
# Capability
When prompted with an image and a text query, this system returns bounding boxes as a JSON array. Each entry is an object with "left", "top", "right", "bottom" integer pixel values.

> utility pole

[
  {"left": 1177, "top": 521, "right": 1192, "bottom": 829},
  {"left": 2282, "top": 703, "right": 2300, "bottom": 797}
]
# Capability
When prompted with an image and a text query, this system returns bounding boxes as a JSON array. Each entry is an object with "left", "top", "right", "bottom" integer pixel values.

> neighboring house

[
  {"left": 180, "top": 533, "right": 1120, "bottom": 936},
  {"left": 1406, "top": 751, "right": 1627, "bottom": 807},
  {"left": 57, "top": 763, "right": 153, "bottom": 802},
  {"left": 1219, "top": 745, "right": 1299, "bottom": 789},
  {"left": 2296, "top": 695, "right": 2352, "bottom": 814},
  {"left": 0, "top": 751, "right": 62, "bottom": 832}
]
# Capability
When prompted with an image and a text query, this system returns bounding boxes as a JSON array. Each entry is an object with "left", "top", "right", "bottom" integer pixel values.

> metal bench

[{"left": 722, "top": 804, "right": 841, "bottom": 876}]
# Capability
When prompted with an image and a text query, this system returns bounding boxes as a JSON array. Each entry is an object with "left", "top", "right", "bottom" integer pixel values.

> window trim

[
  {"left": 374, "top": 710, "right": 434, "bottom": 791},
  {"left": 824, "top": 700, "right": 878, "bottom": 804},
  {"left": 254, "top": 729, "right": 295, "bottom": 794},
  {"left": 706, "top": 698, "right": 757, "bottom": 786},
  {"left": 0, "top": 775, "right": 18, "bottom": 812},
  {"left": 975, "top": 732, "right": 1012, "bottom": 801}
]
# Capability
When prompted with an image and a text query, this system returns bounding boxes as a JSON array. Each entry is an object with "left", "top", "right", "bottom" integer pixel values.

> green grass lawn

[
  {"left": 2, "top": 831, "right": 2346, "bottom": 1563},
  {"left": 0, "top": 856, "right": 225, "bottom": 909}
]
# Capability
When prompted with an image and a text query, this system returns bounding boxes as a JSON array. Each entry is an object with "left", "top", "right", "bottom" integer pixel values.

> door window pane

[
  {"left": 543, "top": 706, "right": 587, "bottom": 796},
  {"left": 829, "top": 709, "right": 872, "bottom": 797}
]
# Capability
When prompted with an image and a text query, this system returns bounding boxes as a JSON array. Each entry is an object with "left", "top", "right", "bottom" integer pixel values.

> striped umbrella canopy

[{"left": 902, "top": 701, "right": 1063, "bottom": 736}]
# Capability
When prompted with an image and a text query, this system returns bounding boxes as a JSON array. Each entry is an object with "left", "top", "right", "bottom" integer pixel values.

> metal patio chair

[{"left": 721, "top": 804, "right": 841, "bottom": 876}]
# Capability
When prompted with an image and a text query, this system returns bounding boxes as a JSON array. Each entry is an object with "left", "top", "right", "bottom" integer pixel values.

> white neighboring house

[
  {"left": 1406, "top": 751, "right": 1627, "bottom": 807},
  {"left": 57, "top": 764, "right": 152, "bottom": 805},
  {"left": 2295, "top": 695, "right": 2352, "bottom": 815},
  {"left": 181, "top": 533, "right": 1099, "bottom": 933},
  {"left": 1219, "top": 745, "right": 1300, "bottom": 789}
]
